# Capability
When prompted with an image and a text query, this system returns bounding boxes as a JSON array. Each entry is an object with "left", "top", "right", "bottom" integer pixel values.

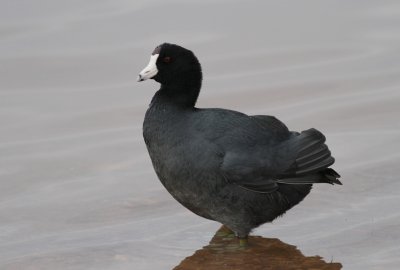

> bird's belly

[
  {"left": 158, "top": 172, "right": 217, "bottom": 220},
  {"left": 147, "top": 146, "right": 220, "bottom": 220}
]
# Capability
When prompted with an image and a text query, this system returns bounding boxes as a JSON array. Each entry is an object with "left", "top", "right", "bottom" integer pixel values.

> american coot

[{"left": 138, "top": 43, "right": 341, "bottom": 246}]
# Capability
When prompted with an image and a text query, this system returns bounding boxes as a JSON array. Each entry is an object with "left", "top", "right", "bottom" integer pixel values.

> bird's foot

[{"left": 215, "top": 225, "right": 235, "bottom": 238}]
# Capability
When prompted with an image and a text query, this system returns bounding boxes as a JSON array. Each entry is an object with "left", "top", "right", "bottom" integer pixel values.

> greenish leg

[
  {"left": 239, "top": 237, "right": 249, "bottom": 247},
  {"left": 215, "top": 225, "right": 235, "bottom": 237}
]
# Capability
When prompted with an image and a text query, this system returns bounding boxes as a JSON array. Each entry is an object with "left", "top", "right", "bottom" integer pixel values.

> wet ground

[{"left": 1, "top": 0, "right": 400, "bottom": 269}]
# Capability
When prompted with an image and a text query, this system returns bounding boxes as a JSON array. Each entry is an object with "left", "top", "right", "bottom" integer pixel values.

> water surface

[{"left": 1, "top": 1, "right": 400, "bottom": 269}]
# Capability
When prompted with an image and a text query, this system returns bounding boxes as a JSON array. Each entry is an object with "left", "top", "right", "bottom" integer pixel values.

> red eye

[{"left": 163, "top": 56, "right": 171, "bottom": 63}]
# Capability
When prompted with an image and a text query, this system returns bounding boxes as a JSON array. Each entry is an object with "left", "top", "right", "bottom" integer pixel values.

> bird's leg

[
  {"left": 216, "top": 225, "right": 235, "bottom": 237},
  {"left": 238, "top": 236, "right": 249, "bottom": 247}
]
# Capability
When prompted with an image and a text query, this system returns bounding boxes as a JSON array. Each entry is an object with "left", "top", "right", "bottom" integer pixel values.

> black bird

[{"left": 138, "top": 43, "right": 341, "bottom": 246}]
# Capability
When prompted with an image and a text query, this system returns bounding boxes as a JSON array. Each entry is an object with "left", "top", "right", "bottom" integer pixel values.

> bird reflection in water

[{"left": 174, "top": 226, "right": 342, "bottom": 270}]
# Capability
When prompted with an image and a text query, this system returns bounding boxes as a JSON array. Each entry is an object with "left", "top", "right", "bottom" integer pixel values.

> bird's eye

[{"left": 163, "top": 56, "right": 172, "bottom": 63}]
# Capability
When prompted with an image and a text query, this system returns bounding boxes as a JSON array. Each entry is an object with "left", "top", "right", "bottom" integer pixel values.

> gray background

[{"left": 1, "top": 0, "right": 399, "bottom": 269}]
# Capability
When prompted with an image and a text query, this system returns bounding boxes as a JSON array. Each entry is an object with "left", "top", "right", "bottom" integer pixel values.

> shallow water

[
  {"left": 1, "top": 0, "right": 400, "bottom": 269},
  {"left": 174, "top": 226, "right": 342, "bottom": 270}
]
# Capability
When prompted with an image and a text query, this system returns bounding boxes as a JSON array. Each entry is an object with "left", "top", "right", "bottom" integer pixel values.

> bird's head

[{"left": 138, "top": 43, "right": 202, "bottom": 87}]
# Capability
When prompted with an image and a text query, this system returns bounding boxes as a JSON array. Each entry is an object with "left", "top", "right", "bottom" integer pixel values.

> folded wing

[{"left": 220, "top": 126, "right": 341, "bottom": 193}]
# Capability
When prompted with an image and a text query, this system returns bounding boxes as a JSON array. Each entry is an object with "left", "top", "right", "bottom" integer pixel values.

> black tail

[
  {"left": 277, "top": 168, "right": 342, "bottom": 185},
  {"left": 277, "top": 128, "right": 342, "bottom": 185}
]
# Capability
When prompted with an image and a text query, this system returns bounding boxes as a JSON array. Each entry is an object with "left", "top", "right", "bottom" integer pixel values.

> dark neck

[{"left": 157, "top": 71, "right": 202, "bottom": 108}]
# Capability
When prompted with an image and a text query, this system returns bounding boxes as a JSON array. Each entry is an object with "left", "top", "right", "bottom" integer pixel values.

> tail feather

[
  {"left": 296, "top": 146, "right": 331, "bottom": 169},
  {"left": 296, "top": 144, "right": 328, "bottom": 164},
  {"left": 277, "top": 168, "right": 342, "bottom": 185},
  {"left": 324, "top": 168, "right": 342, "bottom": 184},
  {"left": 278, "top": 128, "right": 342, "bottom": 185},
  {"left": 296, "top": 156, "right": 335, "bottom": 175},
  {"left": 298, "top": 134, "right": 325, "bottom": 153},
  {"left": 285, "top": 128, "right": 335, "bottom": 175}
]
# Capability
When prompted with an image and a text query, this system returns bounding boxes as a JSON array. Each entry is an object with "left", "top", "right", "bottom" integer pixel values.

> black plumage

[{"left": 139, "top": 43, "right": 341, "bottom": 241}]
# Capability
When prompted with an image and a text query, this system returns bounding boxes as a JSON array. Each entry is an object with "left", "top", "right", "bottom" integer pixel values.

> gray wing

[
  {"left": 219, "top": 116, "right": 337, "bottom": 193},
  {"left": 218, "top": 115, "right": 290, "bottom": 193}
]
